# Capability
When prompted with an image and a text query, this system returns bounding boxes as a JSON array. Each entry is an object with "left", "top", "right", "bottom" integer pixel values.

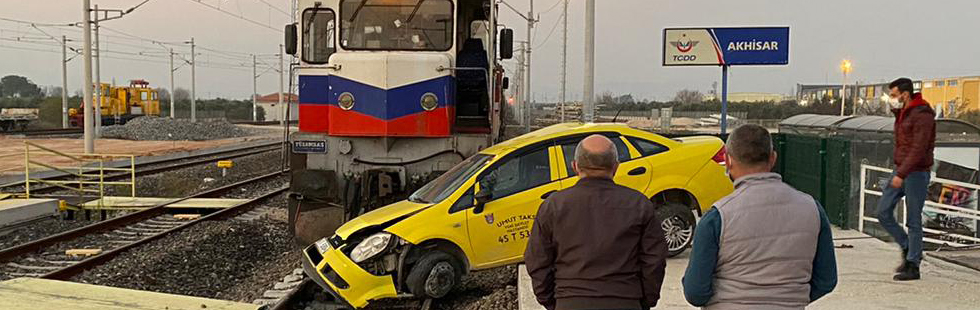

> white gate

[{"left": 859, "top": 164, "right": 980, "bottom": 248}]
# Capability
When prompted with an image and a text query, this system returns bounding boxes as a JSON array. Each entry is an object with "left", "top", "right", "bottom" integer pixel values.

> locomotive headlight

[
  {"left": 338, "top": 92, "right": 355, "bottom": 110},
  {"left": 420, "top": 93, "right": 438, "bottom": 111},
  {"left": 350, "top": 232, "right": 392, "bottom": 263}
]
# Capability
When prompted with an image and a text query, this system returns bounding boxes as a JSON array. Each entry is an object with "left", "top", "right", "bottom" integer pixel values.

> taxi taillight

[{"left": 712, "top": 146, "right": 727, "bottom": 165}]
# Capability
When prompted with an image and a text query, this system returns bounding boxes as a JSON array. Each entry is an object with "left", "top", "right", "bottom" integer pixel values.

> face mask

[{"left": 887, "top": 97, "right": 903, "bottom": 109}]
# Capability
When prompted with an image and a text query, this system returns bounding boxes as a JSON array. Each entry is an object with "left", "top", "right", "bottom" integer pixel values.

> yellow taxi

[{"left": 302, "top": 123, "right": 734, "bottom": 308}]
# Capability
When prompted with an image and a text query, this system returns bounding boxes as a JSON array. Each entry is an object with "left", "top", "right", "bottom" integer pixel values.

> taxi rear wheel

[
  {"left": 406, "top": 251, "right": 463, "bottom": 299},
  {"left": 657, "top": 202, "right": 696, "bottom": 257}
]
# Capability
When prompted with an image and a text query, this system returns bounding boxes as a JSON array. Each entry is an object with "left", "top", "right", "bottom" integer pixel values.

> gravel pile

[
  {"left": 72, "top": 217, "right": 293, "bottom": 298},
  {"left": 360, "top": 265, "right": 519, "bottom": 310},
  {"left": 434, "top": 265, "right": 518, "bottom": 310},
  {"left": 103, "top": 150, "right": 285, "bottom": 198},
  {"left": 102, "top": 117, "right": 255, "bottom": 141}
]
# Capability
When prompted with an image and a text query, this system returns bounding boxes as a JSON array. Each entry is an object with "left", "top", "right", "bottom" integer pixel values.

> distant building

[
  {"left": 704, "top": 92, "right": 790, "bottom": 103},
  {"left": 255, "top": 93, "right": 298, "bottom": 121},
  {"left": 797, "top": 76, "right": 979, "bottom": 114}
]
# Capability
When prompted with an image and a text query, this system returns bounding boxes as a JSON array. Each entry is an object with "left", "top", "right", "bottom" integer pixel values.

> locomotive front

[{"left": 285, "top": 0, "right": 512, "bottom": 245}]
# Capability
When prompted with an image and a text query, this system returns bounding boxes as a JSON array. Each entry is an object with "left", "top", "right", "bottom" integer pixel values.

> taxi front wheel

[
  {"left": 657, "top": 202, "right": 696, "bottom": 257},
  {"left": 406, "top": 251, "right": 464, "bottom": 299}
]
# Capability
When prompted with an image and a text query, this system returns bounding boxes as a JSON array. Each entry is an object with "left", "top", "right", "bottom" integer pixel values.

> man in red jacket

[{"left": 877, "top": 77, "right": 935, "bottom": 281}]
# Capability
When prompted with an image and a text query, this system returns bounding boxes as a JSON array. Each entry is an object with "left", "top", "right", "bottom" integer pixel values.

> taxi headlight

[{"left": 350, "top": 232, "right": 392, "bottom": 263}]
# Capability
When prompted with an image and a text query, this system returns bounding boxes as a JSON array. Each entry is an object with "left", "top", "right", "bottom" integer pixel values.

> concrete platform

[
  {"left": 80, "top": 196, "right": 248, "bottom": 210},
  {"left": 0, "top": 198, "right": 57, "bottom": 228},
  {"left": 519, "top": 228, "right": 980, "bottom": 310},
  {"left": 0, "top": 278, "right": 262, "bottom": 310},
  {"left": 929, "top": 249, "right": 980, "bottom": 273}
]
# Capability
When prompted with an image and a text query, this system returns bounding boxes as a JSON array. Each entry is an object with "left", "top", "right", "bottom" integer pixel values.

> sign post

[{"left": 663, "top": 27, "right": 790, "bottom": 134}]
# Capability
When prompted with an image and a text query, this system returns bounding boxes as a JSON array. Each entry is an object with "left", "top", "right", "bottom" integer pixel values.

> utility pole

[
  {"left": 189, "top": 38, "right": 197, "bottom": 122},
  {"left": 583, "top": 0, "right": 595, "bottom": 122},
  {"left": 252, "top": 54, "right": 258, "bottom": 122},
  {"left": 514, "top": 42, "right": 526, "bottom": 130},
  {"left": 279, "top": 45, "right": 285, "bottom": 126},
  {"left": 559, "top": 0, "right": 568, "bottom": 123},
  {"left": 61, "top": 35, "right": 69, "bottom": 128},
  {"left": 525, "top": 0, "right": 534, "bottom": 133},
  {"left": 518, "top": 42, "right": 527, "bottom": 131},
  {"left": 169, "top": 48, "right": 175, "bottom": 118},
  {"left": 93, "top": 5, "right": 102, "bottom": 137},
  {"left": 82, "top": 0, "right": 94, "bottom": 153}
]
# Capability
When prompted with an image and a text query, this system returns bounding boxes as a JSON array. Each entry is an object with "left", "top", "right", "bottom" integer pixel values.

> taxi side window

[
  {"left": 627, "top": 136, "right": 669, "bottom": 156},
  {"left": 481, "top": 147, "right": 551, "bottom": 199},
  {"left": 449, "top": 187, "right": 474, "bottom": 213},
  {"left": 560, "top": 137, "right": 630, "bottom": 177}
]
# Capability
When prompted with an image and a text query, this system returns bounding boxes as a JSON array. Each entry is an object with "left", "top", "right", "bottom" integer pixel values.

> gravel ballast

[
  {"left": 72, "top": 215, "right": 292, "bottom": 298},
  {"left": 102, "top": 117, "right": 254, "bottom": 141}
]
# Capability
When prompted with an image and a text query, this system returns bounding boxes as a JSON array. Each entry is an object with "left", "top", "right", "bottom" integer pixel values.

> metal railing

[
  {"left": 23, "top": 141, "right": 136, "bottom": 208},
  {"left": 859, "top": 164, "right": 980, "bottom": 248}
]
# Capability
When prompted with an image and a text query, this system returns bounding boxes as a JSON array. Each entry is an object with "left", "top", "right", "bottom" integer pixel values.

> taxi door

[
  {"left": 557, "top": 134, "right": 653, "bottom": 193},
  {"left": 466, "top": 144, "right": 562, "bottom": 267}
]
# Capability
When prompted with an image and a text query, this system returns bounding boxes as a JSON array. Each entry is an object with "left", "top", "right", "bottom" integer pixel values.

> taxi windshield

[
  {"left": 340, "top": 0, "right": 454, "bottom": 51},
  {"left": 409, "top": 153, "right": 492, "bottom": 204}
]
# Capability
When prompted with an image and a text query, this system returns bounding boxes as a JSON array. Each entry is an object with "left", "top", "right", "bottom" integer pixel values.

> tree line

[{"left": 0, "top": 74, "right": 263, "bottom": 127}]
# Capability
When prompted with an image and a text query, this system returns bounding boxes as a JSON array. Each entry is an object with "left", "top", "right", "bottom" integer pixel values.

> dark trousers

[{"left": 876, "top": 171, "right": 930, "bottom": 265}]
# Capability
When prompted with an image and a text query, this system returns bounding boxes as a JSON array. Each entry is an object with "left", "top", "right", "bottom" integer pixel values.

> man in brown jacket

[
  {"left": 525, "top": 134, "right": 668, "bottom": 310},
  {"left": 877, "top": 77, "right": 936, "bottom": 281}
]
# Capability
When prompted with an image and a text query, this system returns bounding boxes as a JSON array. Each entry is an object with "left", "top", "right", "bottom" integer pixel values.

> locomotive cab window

[
  {"left": 340, "top": 0, "right": 454, "bottom": 51},
  {"left": 302, "top": 9, "right": 336, "bottom": 64}
]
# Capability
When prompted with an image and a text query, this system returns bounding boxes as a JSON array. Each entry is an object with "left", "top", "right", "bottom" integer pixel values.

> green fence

[{"left": 774, "top": 133, "right": 851, "bottom": 227}]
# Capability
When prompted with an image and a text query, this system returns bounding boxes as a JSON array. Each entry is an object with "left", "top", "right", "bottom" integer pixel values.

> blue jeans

[{"left": 876, "top": 171, "right": 930, "bottom": 265}]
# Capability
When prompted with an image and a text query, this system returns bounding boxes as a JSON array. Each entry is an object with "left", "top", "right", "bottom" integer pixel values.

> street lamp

[{"left": 839, "top": 59, "right": 853, "bottom": 116}]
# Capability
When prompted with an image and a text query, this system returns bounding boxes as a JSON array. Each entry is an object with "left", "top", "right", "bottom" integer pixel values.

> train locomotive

[{"left": 284, "top": 0, "right": 514, "bottom": 246}]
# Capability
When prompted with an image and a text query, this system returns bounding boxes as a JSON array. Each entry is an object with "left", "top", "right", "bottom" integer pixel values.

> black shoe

[
  {"left": 895, "top": 249, "right": 909, "bottom": 272},
  {"left": 894, "top": 262, "right": 920, "bottom": 281}
]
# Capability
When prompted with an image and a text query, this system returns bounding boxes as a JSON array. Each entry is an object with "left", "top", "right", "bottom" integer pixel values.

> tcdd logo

[
  {"left": 669, "top": 33, "right": 699, "bottom": 53},
  {"left": 673, "top": 55, "right": 697, "bottom": 61}
]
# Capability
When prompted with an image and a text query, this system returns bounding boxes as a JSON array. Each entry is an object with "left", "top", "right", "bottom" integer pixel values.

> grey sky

[{"left": 2, "top": 0, "right": 978, "bottom": 101}]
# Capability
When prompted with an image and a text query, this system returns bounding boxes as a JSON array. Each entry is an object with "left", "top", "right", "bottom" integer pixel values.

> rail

[
  {"left": 23, "top": 141, "right": 136, "bottom": 208},
  {"left": 859, "top": 164, "right": 980, "bottom": 248},
  {"left": 0, "top": 170, "right": 287, "bottom": 280},
  {"left": 1, "top": 141, "right": 281, "bottom": 194}
]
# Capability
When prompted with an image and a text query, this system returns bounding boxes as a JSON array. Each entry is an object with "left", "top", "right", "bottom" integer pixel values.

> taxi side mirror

[{"left": 473, "top": 188, "right": 492, "bottom": 214}]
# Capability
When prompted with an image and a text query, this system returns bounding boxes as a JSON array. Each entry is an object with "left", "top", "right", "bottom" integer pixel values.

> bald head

[{"left": 573, "top": 135, "right": 619, "bottom": 178}]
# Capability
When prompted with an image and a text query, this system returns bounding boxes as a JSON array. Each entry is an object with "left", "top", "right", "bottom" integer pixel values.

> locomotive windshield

[
  {"left": 340, "top": 0, "right": 454, "bottom": 51},
  {"left": 303, "top": 9, "right": 336, "bottom": 64}
]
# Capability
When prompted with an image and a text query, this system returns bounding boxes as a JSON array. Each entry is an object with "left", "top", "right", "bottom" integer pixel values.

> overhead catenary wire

[
  {"left": 534, "top": 8, "right": 564, "bottom": 49},
  {"left": 255, "top": 0, "right": 291, "bottom": 17},
  {"left": 183, "top": 0, "right": 284, "bottom": 33}
]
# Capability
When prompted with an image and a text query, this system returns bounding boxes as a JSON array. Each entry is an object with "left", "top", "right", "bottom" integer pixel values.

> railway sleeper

[
  {"left": 6, "top": 262, "right": 62, "bottom": 271},
  {"left": 132, "top": 222, "right": 181, "bottom": 229}
]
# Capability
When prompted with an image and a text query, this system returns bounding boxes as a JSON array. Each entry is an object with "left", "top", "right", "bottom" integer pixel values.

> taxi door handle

[
  {"left": 541, "top": 190, "right": 557, "bottom": 199},
  {"left": 628, "top": 167, "right": 647, "bottom": 176}
]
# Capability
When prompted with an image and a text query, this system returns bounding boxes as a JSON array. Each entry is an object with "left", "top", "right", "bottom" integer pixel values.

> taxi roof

[{"left": 480, "top": 122, "right": 639, "bottom": 155}]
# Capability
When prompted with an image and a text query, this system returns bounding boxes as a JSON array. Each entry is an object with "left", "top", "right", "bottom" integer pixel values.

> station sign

[
  {"left": 292, "top": 140, "right": 327, "bottom": 154},
  {"left": 663, "top": 27, "right": 790, "bottom": 66}
]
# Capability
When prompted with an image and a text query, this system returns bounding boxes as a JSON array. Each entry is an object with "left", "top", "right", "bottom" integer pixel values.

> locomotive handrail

[{"left": 436, "top": 66, "right": 488, "bottom": 74}]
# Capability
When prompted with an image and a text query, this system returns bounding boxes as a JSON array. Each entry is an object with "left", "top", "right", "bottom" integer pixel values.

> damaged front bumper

[{"left": 301, "top": 243, "right": 398, "bottom": 308}]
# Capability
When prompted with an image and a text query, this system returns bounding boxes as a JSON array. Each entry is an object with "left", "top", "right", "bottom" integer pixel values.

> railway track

[
  {"left": 0, "top": 120, "right": 294, "bottom": 137},
  {"left": 0, "top": 171, "right": 287, "bottom": 281},
  {"left": 0, "top": 141, "right": 282, "bottom": 194}
]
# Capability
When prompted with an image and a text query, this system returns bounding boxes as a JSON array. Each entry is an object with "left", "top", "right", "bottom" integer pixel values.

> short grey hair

[
  {"left": 726, "top": 124, "right": 773, "bottom": 166},
  {"left": 574, "top": 136, "right": 618, "bottom": 171}
]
